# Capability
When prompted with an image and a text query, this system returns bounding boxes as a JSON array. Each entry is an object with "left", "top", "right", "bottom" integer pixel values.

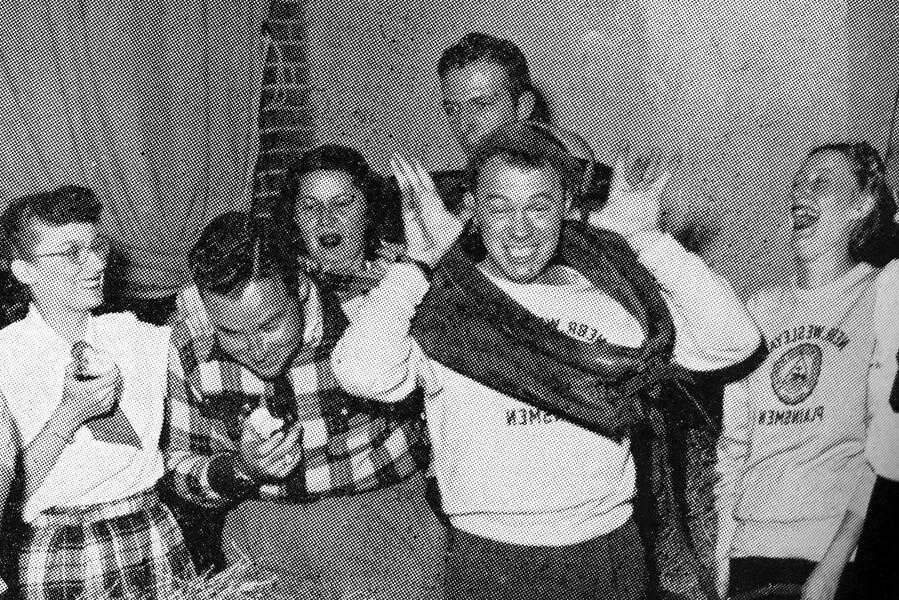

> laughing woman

[
  {"left": 715, "top": 142, "right": 899, "bottom": 600},
  {"left": 0, "top": 187, "right": 194, "bottom": 599},
  {"left": 175, "top": 145, "right": 398, "bottom": 330}
]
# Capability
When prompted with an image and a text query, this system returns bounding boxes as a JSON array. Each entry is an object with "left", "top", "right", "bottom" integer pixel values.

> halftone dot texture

[
  {"left": 0, "top": 1, "right": 272, "bottom": 300},
  {"left": 1, "top": 0, "right": 898, "bottom": 598}
]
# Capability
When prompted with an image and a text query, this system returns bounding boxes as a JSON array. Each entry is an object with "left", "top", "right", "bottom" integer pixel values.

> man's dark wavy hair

[
  {"left": 188, "top": 211, "right": 302, "bottom": 298},
  {"left": 438, "top": 32, "right": 534, "bottom": 100},
  {"left": 466, "top": 122, "right": 584, "bottom": 195}
]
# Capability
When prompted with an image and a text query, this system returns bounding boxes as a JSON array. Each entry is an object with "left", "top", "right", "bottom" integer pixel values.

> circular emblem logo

[{"left": 770, "top": 343, "right": 822, "bottom": 405}]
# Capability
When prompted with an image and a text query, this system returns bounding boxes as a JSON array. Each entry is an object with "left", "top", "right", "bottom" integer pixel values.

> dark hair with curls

[
  {"left": 0, "top": 185, "right": 102, "bottom": 262},
  {"left": 808, "top": 142, "right": 899, "bottom": 267},
  {"left": 0, "top": 185, "right": 102, "bottom": 324},
  {"left": 276, "top": 145, "right": 389, "bottom": 261},
  {"left": 188, "top": 211, "right": 302, "bottom": 298}
]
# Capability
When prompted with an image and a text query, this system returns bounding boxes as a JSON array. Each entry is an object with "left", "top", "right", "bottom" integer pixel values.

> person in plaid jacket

[
  {"left": 162, "top": 211, "right": 444, "bottom": 597},
  {"left": 160, "top": 144, "right": 414, "bottom": 573}
]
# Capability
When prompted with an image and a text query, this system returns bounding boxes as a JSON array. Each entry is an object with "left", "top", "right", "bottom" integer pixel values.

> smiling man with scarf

[{"left": 332, "top": 122, "right": 761, "bottom": 600}]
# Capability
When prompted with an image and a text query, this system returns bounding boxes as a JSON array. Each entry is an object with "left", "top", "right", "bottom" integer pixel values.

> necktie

[{"left": 71, "top": 341, "right": 142, "bottom": 448}]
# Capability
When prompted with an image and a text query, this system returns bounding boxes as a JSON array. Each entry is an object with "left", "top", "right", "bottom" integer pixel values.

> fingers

[
  {"left": 610, "top": 145, "right": 631, "bottom": 191},
  {"left": 390, "top": 154, "right": 416, "bottom": 210},
  {"left": 241, "top": 422, "right": 304, "bottom": 479},
  {"left": 611, "top": 144, "right": 677, "bottom": 191},
  {"left": 264, "top": 425, "right": 303, "bottom": 477},
  {"left": 272, "top": 422, "right": 303, "bottom": 454}
]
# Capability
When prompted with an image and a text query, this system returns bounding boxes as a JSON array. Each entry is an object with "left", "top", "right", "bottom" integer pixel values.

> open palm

[
  {"left": 390, "top": 153, "right": 469, "bottom": 266},
  {"left": 587, "top": 149, "right": 676, "bottom": 238}
]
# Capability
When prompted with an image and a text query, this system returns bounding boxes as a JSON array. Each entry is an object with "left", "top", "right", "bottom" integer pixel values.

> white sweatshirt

[
  {"left": 866, "top": 259, "right": 899, "bottom": 481},
  {"left": 715, "top": 263, "right": 879, "bottom": 563},
  {"left": 332, "top": 230, "right": 761, "bottom": 546}
]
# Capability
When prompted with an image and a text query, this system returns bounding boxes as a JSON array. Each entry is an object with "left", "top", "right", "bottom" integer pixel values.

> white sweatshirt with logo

[
  {"left": 332, "top": 230, "right": 761, "bottom": 547},
  {"left": 715, "top": 263, "right": 879, "bottom": 563}
]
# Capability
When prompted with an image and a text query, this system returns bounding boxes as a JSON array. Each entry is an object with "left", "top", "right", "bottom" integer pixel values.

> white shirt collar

[{"left": 23, "top": 304, "right": 96, "bottom": 356}]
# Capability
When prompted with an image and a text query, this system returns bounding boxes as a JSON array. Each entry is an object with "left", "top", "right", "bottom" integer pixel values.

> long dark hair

[
  {"left": 808, "top": 142, "right": 899, "bottom": 267},
  {"left": 275, "top": 145, "right": 388, "bottom": 261}
]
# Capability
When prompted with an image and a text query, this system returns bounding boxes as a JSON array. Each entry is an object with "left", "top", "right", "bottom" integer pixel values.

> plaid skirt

[{"left": 13, "top": 489, "right": 195, "bottom": 600}]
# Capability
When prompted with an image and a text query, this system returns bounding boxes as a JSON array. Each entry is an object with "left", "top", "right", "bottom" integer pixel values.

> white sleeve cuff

[{"left": 381, "top": 263, "right": 431, "bottom": 307}]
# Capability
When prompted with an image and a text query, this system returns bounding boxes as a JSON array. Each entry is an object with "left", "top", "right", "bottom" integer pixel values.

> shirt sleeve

[
  {"left": 713, "top": 377, "right": 753, "bottom": 566},
  {"left": 331, "top": 263, "right": 435, "bottom": 403},
  {"left": 162, "top": 339, "right": 247, "bottom": 508},
  {"left": 628, "top": 230, "right": 762, "bottom": 372},
  {"left": 850, "top": 333, "right": 881, "bottom": 517}
]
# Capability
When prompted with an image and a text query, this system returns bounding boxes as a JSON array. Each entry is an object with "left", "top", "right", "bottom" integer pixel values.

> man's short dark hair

[
  {"left": 0, "top": 185, "right": 102, "bottom": 262},
  {"left": 188, "top": 211, "right": 302, "bottom": 298},
  {"left": 438, "top": 32, "right": 533, "bottom": 98},
  {"left": 466, "top": 122, "right": 584, "bottom": 195}
]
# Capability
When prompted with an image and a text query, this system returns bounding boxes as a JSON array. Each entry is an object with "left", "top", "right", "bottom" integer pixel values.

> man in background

[{"left": 420, "top": 32, "right": 611, "bottom": 216}]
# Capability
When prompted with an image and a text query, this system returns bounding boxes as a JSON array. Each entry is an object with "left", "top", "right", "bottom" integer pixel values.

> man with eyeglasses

[{"left": 0, "top": 185, "right": 194, "bottom": 599}]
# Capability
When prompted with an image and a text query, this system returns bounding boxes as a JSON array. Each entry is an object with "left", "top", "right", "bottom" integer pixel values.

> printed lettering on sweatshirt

[
  {"left": 758, "top": 325, "right": 852, "bottom": 426},
  {"left": 501, "top": 316, "right": 609, "bottom": 427},
  {"left": 767, "top": 325, "right": 850, "bottom": 353}
]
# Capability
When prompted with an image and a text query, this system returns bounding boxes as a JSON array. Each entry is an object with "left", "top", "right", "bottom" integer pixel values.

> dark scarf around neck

[{"left": 411, "top": 220, "right": 684, "bottom": 442}]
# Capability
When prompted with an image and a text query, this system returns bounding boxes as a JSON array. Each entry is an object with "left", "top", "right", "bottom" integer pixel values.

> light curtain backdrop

[{"left": 0, "top": 0, "right": 271, "bottom": 299}]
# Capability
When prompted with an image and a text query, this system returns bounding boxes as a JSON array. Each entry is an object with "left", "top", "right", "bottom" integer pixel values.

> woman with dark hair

[
  {"left": 174, "top": 144, "right": 398, "bottom": 341},
  {"left": 168, "top": 147, "right": 419, "bottom": 573},
  {"left": 0, "top": 186, "right": 194, "bottom": 599},
  {"left": 715, "top": 142, "right": 899, "bottom": 600},
  {"left": 275, "top": 145, "right": 402, "bottom": 280}
]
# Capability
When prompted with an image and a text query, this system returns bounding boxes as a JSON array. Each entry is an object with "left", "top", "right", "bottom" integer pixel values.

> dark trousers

[
  {"left": 729, "top": 557, "right": 856, "bottom": 600},
  {"left": 446, "top": 519, "right": 648, "bottom": 600},
  {"left": 855, "top": 475, "right": 899, "bottom": 599},
  {"left": 156, "top": 485, "right": 226, "bottom": 575},
  {"left": 221, "top": 473, "right": 446, "bottom": 599}
]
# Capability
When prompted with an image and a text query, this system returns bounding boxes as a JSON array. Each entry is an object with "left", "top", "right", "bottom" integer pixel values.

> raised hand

[
  {"left": 390, "top": 153, "right": 469, "bottom": 267},
  {"left": 587, "top": 148, "right": 676, "bottom": 238}
]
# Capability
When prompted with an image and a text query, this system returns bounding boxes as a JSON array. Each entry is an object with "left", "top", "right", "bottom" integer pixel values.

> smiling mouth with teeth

[{"left": 791, "top": 205, "right": 820, "bottom": 230}]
